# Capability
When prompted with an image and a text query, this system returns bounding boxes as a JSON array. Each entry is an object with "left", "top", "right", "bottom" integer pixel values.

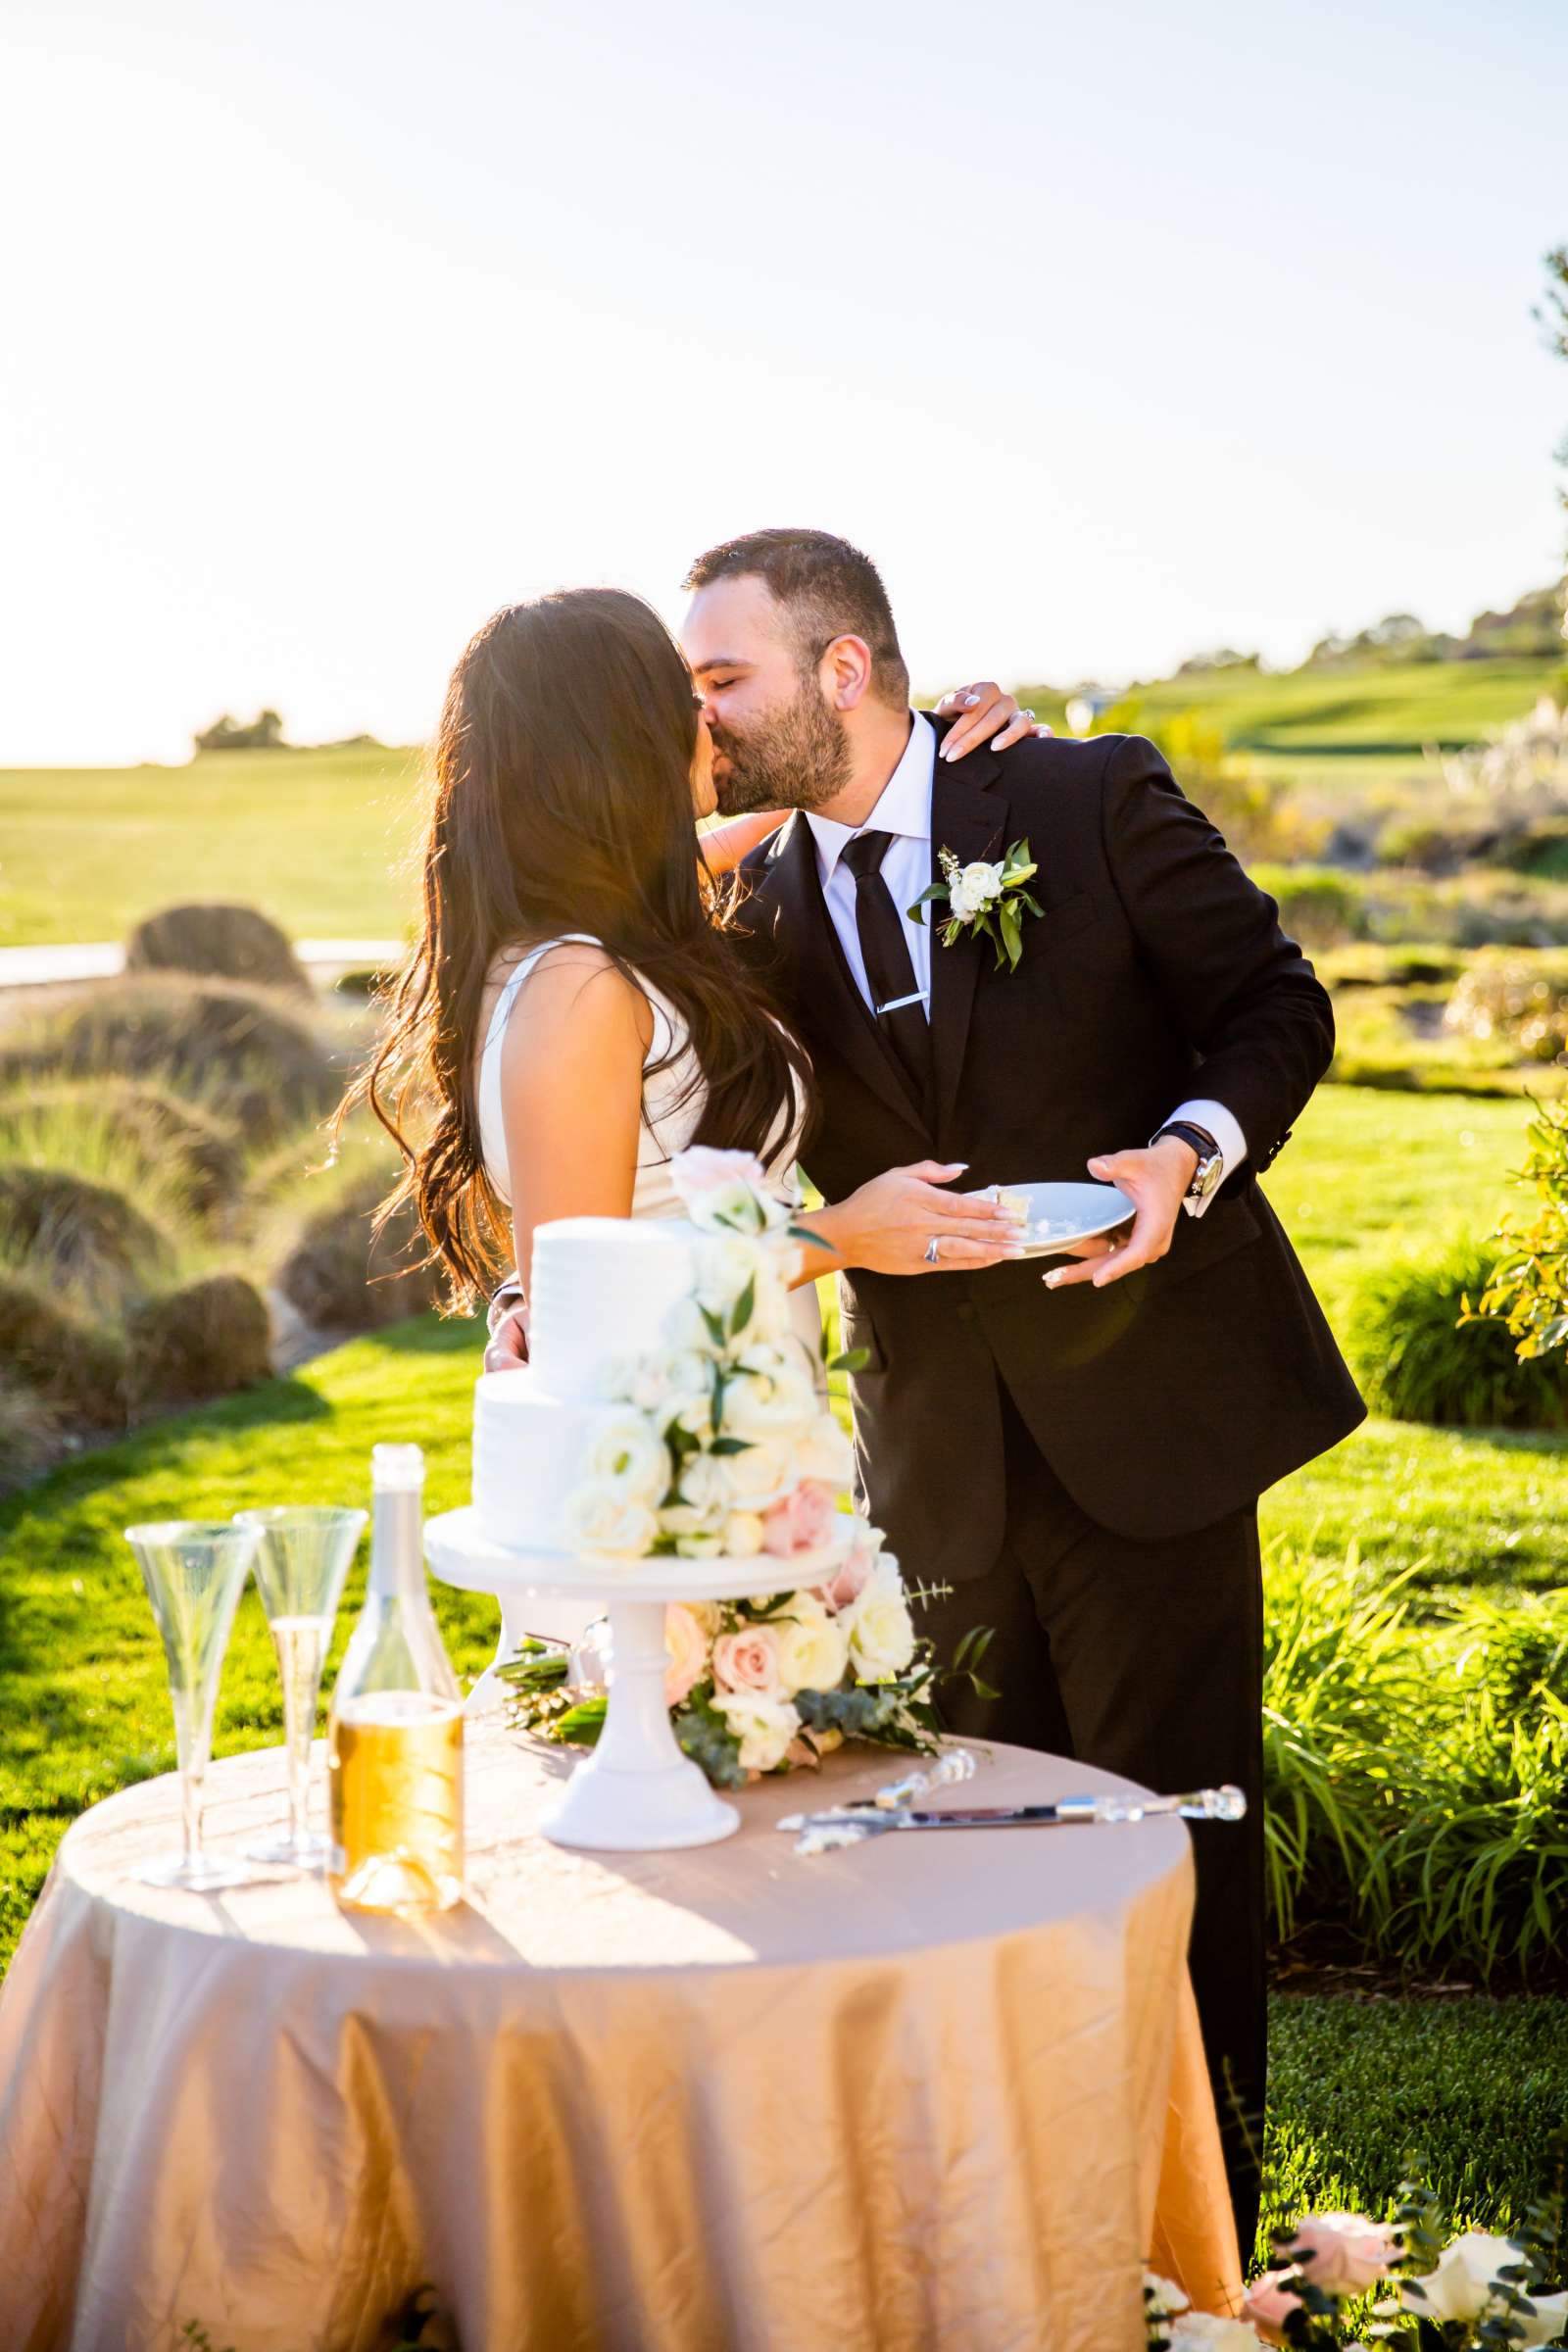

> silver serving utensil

[{"left": 780, "top": 1783, "right": 1247, "bottom": 1855}]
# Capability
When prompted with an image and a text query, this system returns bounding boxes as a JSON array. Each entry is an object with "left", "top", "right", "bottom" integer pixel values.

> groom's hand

[{"left": 1041, "top": 1136, "right": 1199, "bottom": 1291}]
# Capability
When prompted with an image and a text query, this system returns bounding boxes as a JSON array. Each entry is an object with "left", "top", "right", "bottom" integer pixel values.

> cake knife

[{"left": 778, "top": 1784, "right": 1247, "bottom": 1854}]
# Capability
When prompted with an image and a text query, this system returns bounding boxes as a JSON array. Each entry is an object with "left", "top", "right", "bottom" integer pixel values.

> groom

[{"left": 676, "top": 528, "right": 1365, "bottom": 2255}]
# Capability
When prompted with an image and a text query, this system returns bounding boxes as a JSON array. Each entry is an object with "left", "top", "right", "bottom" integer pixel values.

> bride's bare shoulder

[{"left": 491, "top": 939, "right": 654, "bottom": 1057}]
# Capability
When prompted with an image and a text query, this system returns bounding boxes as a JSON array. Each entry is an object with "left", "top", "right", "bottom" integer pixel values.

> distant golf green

[{"left": 0, "top": 656, "right": 1557, "bottom": 948}]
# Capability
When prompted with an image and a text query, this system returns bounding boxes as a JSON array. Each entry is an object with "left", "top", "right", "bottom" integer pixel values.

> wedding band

[
  {"left": 1019, "top": 708, "right": 1037, "bottom": 722},
  {"left": 924, "top": 1236, "right": 940, "bottom": 1264}
]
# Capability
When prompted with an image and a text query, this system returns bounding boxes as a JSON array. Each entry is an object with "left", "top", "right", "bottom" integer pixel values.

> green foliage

[
  {"left": 1471, "top": 1095, "right": 1568, "bottom": 1358},
  {"left": 1447, "top": 957, "right": 1568, "bottom": 1064},
  {"left": 192, "top": 709, "right": 285, "bottom": 754},
  {"left": 1348, "top": 1237, "right": 1568, "bottom": 1431},
  {"left": 1250, "top": 865, "right": 1371, "bottom": 948},
  {"left": 0, "top": 1079, "right": 247, "bottom": 1219}
]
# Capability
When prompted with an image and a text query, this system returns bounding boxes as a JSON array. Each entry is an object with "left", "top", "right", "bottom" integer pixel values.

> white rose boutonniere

[{"left": 909, "top": 837, "right": 1045, "bottom": 971}]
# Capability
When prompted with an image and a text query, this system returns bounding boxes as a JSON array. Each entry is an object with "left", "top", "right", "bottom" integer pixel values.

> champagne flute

[
  {"left": 124, "top": 1519, "right": 261, "bottom": 1889},
  {"left": 234, "top": 1504, "right": 368, "bottom": 1870}
]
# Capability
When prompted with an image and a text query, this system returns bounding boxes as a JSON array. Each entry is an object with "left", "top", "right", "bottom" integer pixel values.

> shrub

[
  {"left": 1348, "top": 1236, "right": 1568, "bottom": 1430},
  {"left": 270, "top": 1161, "right": 441, "bottom": 1333},
  {"left": 1469, "top": 1092, "right": 1568, "bottom": 1358},
  {"left": 0, "top": 1380, "right": 60, "bottom": 1496},
  {"left": 0, "top": 1270, "right": 127, "bottom": 1429},
  {"left": 0, "top": 976, "right": 340, "bottom": 1144},
  {"left": 122, "top": 1274, "right": 272, "bottom": 1410},
  {"left": 1250, "top": 865, "right": 1370, "bottom": 949},
  {"left": 0, "top": 1081, "right": 246, "bottom": 1221},
  {"left": 0, "top": 1164, "right": 173, "bottom": 1305},
  {"left": 124, "top": 903, "right": 309, "bottom": 995}
]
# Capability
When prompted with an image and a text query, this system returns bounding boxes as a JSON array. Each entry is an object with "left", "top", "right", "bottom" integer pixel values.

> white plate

[{"left": 992, "top": 1180, "right": 1135, "bottom": 1259}]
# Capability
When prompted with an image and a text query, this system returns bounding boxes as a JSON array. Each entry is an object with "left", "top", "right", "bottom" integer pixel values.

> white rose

[
  {"left": 583, "top": 1417, "right": 670, "bottom": 1505},
  {"left": 1403, "top": 2233, "right": 1568, "bottom": 2342},
  {"left": 710, "top": 1690, "right": 801, "bottom": 1772},
  {"left": 723, "top": 1348, "right": 817, "bottom": 1441},
  {"left": 841, "top": 1558, "right": 917, "bottom": 1681},
  {"left": 660, "top": 1348, "right": 717, "bottom": 1439},
  {"left": 688, "top": 1178, "right": 768, "bottom": 1236},
  {"left": 959, "top": 858, "right": 1004, "bottom": 906},
  {"left": 722, "top": 1434, "right": 800, "bottom": 1513},
  {"left": 723, "top": 1510, "right": 767, "bottom": 1557},
  {"left": 671, "top": 1451, "right": 737, "bottom": 1517},
  {"left": 694, "top": 1234, "right": 762, "bottom": 1317},
  {"left": 771, "top": 1592, "right": 851, "bottom": 1696},
  {"left": 664, "top": 1297, "right": 725, "bottom": 1357},
  {"left": 795, "top": 1409, "right": 854, "bottom": 1490},
  {"left": 1167, "top": 2318, "right": 1265, "bottom": 2349},
  {"left": 564, "top": 1480, "right": 659, "bottom": 1562},
  {"left": 948, "top": 875, "right": 982, "bottom": 922}
]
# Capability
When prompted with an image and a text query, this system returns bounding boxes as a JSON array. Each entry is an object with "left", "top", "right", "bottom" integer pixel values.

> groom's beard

[{"left": 710, "top": 681, "right": 853, "bottom": 815}]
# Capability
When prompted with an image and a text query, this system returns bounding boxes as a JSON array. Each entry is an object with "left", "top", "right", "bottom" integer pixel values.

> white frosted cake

[{"left": 473, "top": 1216, "right": 701, "bottom": 1550}]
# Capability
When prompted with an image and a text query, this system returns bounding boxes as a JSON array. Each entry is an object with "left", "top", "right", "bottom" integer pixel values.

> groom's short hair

[{"left": 683, "top": 528, "right": 909, "bottom": 708}]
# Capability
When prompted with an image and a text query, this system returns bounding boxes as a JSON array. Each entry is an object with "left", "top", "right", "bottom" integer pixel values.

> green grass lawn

[
  {"left": 0, "top": 743, "right": 425, "bottom": 948},
  {"left": 1, "top": 657, "right": 1558, "bottom": 949}
]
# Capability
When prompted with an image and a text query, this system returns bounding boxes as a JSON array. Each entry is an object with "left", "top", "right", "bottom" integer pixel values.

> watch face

[{"left": 1195, "top": 1153, "right": 1224, "bottom": 1200}]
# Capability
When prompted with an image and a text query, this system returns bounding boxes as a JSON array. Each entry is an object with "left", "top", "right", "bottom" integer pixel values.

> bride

[{"left": 360, "top": 588, "right": 1031, "bottom": 1344}]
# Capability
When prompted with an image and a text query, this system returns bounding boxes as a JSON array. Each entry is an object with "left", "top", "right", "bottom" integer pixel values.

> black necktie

[{"left": 841, "top": 830, "right": 931, "bottom": 1109}]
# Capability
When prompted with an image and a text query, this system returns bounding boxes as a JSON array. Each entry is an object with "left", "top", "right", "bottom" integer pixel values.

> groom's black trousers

[{"left": 922, "top": 1385, "right": 1267, "bottom": 2266}]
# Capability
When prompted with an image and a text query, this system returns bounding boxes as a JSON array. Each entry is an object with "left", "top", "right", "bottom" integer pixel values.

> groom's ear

[{"left": 819, "top": 633, "right": 874, "bottom": 713}]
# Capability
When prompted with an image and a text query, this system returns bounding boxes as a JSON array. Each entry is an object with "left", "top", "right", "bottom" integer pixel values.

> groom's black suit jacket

[{"left": 736, "top": 721, "right": 1365, "bottom": 1586}]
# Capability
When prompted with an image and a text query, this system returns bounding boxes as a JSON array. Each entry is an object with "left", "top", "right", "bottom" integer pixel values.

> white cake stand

[{"left": 424, "top": 1505, "right": 840, "bottom": 1852}]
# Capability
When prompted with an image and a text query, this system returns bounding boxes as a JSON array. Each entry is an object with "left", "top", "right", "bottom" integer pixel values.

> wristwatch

[{"left": 1149, "top": 1119, "right": 1225, "bottom": 1213}]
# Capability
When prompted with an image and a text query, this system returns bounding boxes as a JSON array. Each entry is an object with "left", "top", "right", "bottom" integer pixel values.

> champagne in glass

[
  {"left": 234, "top": 1504, "right": 368, "bottom": 1870},
  {"left": 123, "top": 1519, "right": 261, "bottom": 1889},
  {"left": 328, "top": 1445, "right": 464, "bottom": 1914}
]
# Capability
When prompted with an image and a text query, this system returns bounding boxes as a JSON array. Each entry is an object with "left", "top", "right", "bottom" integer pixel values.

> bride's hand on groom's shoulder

[{"left": 931, "top": 683, "right": 1053, "bottom": 764}]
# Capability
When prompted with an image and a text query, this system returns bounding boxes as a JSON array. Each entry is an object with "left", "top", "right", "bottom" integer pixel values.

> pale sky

[{"left": 2, "top": 0, "right": 1563, "bottom": 766}]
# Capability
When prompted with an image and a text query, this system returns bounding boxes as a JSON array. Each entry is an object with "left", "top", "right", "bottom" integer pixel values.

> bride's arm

[
  {"left": 698, "top": 809, "right": 786, "bottom": 874},
  {"left": 497, "top": 945, "right": 649, "bottom": 1297}
]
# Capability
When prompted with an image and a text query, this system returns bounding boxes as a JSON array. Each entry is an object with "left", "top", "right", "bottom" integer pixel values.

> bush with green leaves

[
  {"left": 1348, "top": 1237, "right": 1568, "bottom": 1431},
  {"left": 1470, "top": 1095, "right": 1568, "bottom": 1360}
]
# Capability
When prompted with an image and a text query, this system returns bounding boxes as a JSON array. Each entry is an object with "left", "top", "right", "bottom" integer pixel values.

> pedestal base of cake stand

[{"left": 424, "top": 1507, "right": 839, "bottom": 1853}]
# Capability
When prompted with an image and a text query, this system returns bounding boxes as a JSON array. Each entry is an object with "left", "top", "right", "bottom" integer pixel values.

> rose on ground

[
  {"left": 1402, "top": 2232, "right": 1568, "bottom": 2344},
  {"left": 1282, "top": 2212, "right": 1397, "bottom": 2295},
  {"left": 663, "top": 1603, "right": 711, "bottom": 1707},
  {"left": 771, "top": 1592, "right": 851, "bottom": 1697},
  {"left": 1240, "top": 2272, "right": 1301, "bottom": 2344},
  {"left": 760, "top": 1478, "right": 839, "bottom": 1559},
  {"left": 710, "top": 1690, "right": 800, "bottom": 1772}
]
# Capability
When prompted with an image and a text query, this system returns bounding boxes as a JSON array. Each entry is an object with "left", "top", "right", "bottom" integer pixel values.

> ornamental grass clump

[
  {"left": 1348, "top": 1238, "right": 1568, "bottom": 1431},
  {"left": 0, "top": 1269, "right": 127, "bottom": 1430},
  {"left": 0, "top": 1163, "right": 175, "bottom": 1307},
  {"left": 124, "top": 902, "right": 310, "bottom": 996}
]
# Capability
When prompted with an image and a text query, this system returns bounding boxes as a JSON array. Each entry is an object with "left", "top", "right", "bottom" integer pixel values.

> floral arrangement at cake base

[
  {"left": 1144, "top": 2174, "right": 1567, "bottom": 2350},
  {"left": 501, "top": 1148, "right": 993, "bottom": 1788}
]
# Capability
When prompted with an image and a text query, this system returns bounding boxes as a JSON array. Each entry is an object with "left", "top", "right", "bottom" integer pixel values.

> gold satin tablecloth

[{"left": 0, "top": 1722, "right": 1242, "bottom": 2351}]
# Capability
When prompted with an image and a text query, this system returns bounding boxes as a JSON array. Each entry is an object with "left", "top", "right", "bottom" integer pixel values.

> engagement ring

[{"left": 924, "top": 1236, "right": 941, "bottom": 1264}]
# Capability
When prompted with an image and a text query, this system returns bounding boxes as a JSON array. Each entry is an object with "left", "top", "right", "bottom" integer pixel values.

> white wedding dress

[{"left": 473, "top": 933, "right": 821, "bottom": 1661}]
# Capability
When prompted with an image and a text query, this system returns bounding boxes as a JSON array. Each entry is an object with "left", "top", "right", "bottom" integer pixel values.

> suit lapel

[
  {"left": 758, "top": 812, "right": 925, "bottom": 1129},
  {"left": 927, "top": 732, "right": 1008, "bottom": 1138}
]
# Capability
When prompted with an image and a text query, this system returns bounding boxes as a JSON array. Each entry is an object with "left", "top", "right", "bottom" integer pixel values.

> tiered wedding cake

[{"left": 473, "top": 1217, "right": 706, "bottom": 1550}]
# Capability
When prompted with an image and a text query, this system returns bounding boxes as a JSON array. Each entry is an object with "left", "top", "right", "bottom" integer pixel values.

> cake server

[{"left": 779, "top": 1784, "right": 1247, "bottom": 1855}]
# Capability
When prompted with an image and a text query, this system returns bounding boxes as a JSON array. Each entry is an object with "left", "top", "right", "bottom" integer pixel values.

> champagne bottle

[{"left": 328, "top": 1444, "right": 465, "bottom": 1914}]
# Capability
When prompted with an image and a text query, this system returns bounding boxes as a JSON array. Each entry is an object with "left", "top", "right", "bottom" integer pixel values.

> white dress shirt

[{"left": 805, "top": 710, "right": 1248, "bottom": 1212}]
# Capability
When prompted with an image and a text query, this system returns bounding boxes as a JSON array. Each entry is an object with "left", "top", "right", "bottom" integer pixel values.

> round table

[{"left": 0, "top": 1721, "right": 1243, "bottom": 2352}]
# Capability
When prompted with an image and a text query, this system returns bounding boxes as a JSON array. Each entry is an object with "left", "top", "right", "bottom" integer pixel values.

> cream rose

[
  {"left": 711, "top": 1690, "right": 800, "bottom": 1772},
  {"left": 795, "top": 1408, "right": 854, "bottom": 1490},
  {"left": 1167, "top": 2318, "right": 1265, "bottom": 2349},
  {"left": 663, "top": 1603, "right": 710, "bottom": 1707},
  {"left": 711, "top": 1623, "right": 787, "bottom": 1699},
  {"left": 583, "top": 1417, "right": 670, "bottom": 1505},
  {"left": 724, "top": 1348, "right": 817, "bottom": 1441},
  {"left": 694, "top": 1234, "right": 762, "bottom": 1318},
  {"left": 1403, "top": 2233, "right": 1568, "bottom": 2342},
  {"left": 959, "top": 858, "right": 1004, "bottom": 906},
  {"left": 723, "top": 1434, "right": 799, "bottom": 1513},
  {"left": 771, "top": 1592, "right": 851, "bottom": 1696},
  {"left": 564, "top": 1482, "right": 659, "bottom": 1562},
  {"left": 841, "top": 1558, "right": 916, "bottom": 1681},
  {"left": 723, "top": 1510, "right": 767, "bottom": 1557}
]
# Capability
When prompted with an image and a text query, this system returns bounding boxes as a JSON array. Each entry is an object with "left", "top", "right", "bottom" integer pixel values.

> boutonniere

[{"left": 908, "top": 839, "right": 1045, "bottom": 971}]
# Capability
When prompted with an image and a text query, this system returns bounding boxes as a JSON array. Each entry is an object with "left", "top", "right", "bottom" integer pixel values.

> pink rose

[
  {"left": 1282, "top": 2213, "right": 1398, "bottom": 2296},
  {"left": 711, "top": 1624, "right": 786, "bottom": 1699},
  {"left": 815, "top": 1533, "right": 878, "bottom": 1613},
  {"left": 663, "top": 1603, "right": 710, "bottom": 1708},
  {"left": 760, "top": 1479, "right": 839, "bottom": 1558},
  {"left": 672, "top": 1147, "right": 767, "bottom": 1195},
  {"left": 1241, "top": 2274, "right": 1302, "bottom": 2344}
]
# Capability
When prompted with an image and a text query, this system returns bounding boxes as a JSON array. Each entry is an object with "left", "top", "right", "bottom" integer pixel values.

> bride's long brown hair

[{"left": 350, "top": 589, "right": 813, "bottom": 1310}]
